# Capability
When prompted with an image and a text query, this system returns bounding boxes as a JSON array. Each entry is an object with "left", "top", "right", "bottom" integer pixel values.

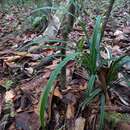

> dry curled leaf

[
  {"left": 53, "top": 87, "right": 63, "bottom": 99},
  {"left": 75, "top": 117, "right": 85, "bottom": 130},
  {"left": 115, "top": 122, "right": 130, "bottom": 130},
  {"left": 5, "top": 90, "right": 15, "bottom": 102},
  {"left": 66, "top": 103, "right": 75, "bottom": 119}
]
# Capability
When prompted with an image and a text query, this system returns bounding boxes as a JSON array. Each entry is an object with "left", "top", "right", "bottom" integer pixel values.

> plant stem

[
  {"left": 60, "top": 1, "right": 75, "bottom": 89},
  {"left": 101, "top": 0, "right": 115, "bottom": 41}
]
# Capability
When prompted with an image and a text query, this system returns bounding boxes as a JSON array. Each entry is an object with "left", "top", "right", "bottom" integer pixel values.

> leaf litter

[{"left": 0, "top": 1, "right": 130, "bottom": 130}]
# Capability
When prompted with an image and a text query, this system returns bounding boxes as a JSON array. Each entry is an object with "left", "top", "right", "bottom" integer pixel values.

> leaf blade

[{"left": 39, "top": 53, "right": 79, "bottom": 128}]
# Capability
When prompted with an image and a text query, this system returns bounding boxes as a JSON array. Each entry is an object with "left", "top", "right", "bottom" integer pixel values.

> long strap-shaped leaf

[
  {"left": 76, "top": 88, "right": 101, "bottom": 118},
  {"left": 107, "top": 56, "right": 130, "bottom": 84},
  {"left": 81, "top": 88, "right": 101, "bottom": 111},
  {"left": 98, "top": 94, "right": 105, "bottom": 130},
  {"left": 86, "top": 74, "right": 96, "bottom": 96},
  {"left": 90, "top": 16, "right": 102, "bottom": 74},
  {"left": 39, "top": 52, "right": 79, "bottom": 128}
]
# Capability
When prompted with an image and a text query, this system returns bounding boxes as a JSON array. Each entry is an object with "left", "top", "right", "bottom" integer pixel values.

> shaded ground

[{"left": 0, "top": 2, "right": 130, "bottom": 130}]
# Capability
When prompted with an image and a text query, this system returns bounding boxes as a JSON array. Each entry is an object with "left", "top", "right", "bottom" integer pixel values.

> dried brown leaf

[
  {"left": 66, "top": 104, "right": 75, "bottom": 119},
  {"left": 53, "top": 87, "right": 63, "bottom": 99},
  {"left": 74, "top": 117, "right": 85, "bottom": 130}
]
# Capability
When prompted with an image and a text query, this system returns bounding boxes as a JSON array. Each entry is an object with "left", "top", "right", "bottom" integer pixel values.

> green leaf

[
  {"left": 32, "top": 6, "right": 58, "bottom": 14},
  {"left": 98, "top": 94, "right": 105, "bottom": 130},
  {"left": 32, "top": 37, "right": 67, "bottom": 45},
  {"left": 81, "top": 52, "right": 93, "bottom": 74},
  {"left": 107, "top": 56, "right": 130, "bottom": 84},
  {"left": 32, "top": 16, "right": 43, "bottom": 27},
  {"left": 39, "top": 53, "right": 79, "bottom": 128},
  {"left": 76, "top": 88, "right": 101, "bottom": 117},
  {"left": 105, "top": 112, "right": 123, "bottom": 128},
  {"left": 79, "top": 21, "right": 89, "bottom": 39},
  {"left": 82, "top": 88, "right": 101, "bottom": 110},
  {"left": 77, "top": 38, "right": 84, "bottom": 52},
  {"left": 3, "top": 80, "right": 13, "bottom": 90},
  {"left": 18, "top": 37, "right": 67, "bottom": 51},
  {"left": 127, "top": 81, "right": 130, "bottom": 87},
  {"left": 90, "top": 16, "right": 102, "bottom": 74},
  {"left": 87, "top": 75, "right": 96, "bottom": 95},
  {"left": 91, "top": 16, "right": 102, "bottom": 51}
]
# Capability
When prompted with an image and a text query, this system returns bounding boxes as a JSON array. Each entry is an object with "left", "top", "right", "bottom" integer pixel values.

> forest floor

[{"left": 0, "top": 2, "right": 130, "bottom": 130}]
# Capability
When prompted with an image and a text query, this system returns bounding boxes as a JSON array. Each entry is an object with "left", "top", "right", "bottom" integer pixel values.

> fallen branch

[{"left": 18, "top": 0, "right": 71, "bottom": 52}]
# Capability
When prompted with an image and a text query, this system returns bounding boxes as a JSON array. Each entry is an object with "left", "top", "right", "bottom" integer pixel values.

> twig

[{"left": 90, "top": 105, "right": 130, "bottom": 113}]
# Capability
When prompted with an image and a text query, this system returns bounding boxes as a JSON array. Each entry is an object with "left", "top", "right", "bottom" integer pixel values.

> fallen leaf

[
  {"left": 28, "top": 112, "right": 40, "bottom": 130},
  {"left": 53, "top": 87, "right": 63, "bottom": 99},
  {"left": 114, "top": 30, "right": 123, "bottom": 36},
  {"left": 112, "top": 45, "right": 122, "bottom": 56},
  {"left": 25, "top": 67, "right": 34, "bottom": 75},
  {"left": 123, "top": 26, "right": 130, "bottom": 34},
  {"left": 79, "top": 83, "right": 87, "bottom": 90},
  {"left": 74, "top": 117, "right": 85, "bottom": 130},
  {"left": 63, "top": 93, "right": 76, "bottom": 105},
  {"left": 115, "top": 122, "right": 130, "bottom": 130},
  {"left": 15, "top": 112, "right": 30, "bottom": 130},
  {"left": 6, "top": 14, "right": 15, "bottom": 22},
  {"left": 66, "top": 104, "right": 75, "bottom": 119},
  {"left": 5, "top": 90, "right": 15, "bottom": 102}
]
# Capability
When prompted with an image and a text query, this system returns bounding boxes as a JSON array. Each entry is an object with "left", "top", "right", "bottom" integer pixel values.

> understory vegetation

[{"left": 0, "top": 0, "right": 130, "bottom": 130}]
